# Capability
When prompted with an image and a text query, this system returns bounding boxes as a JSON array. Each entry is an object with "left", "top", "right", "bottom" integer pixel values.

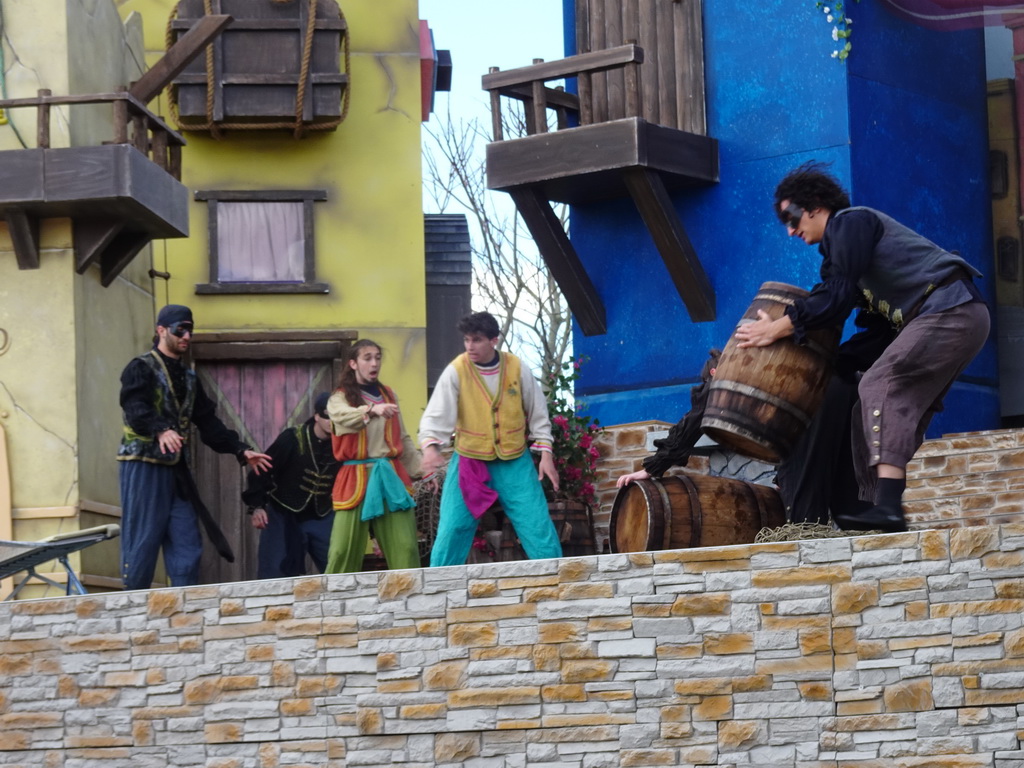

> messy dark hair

[
  {"left": 338, "top": 338, "right": 383, "bottom": 407},
  {"left": 774, "top": 161, "right": 851, "bottom": 220},
  {"left": 456, "top": 311, "right": 500, "bottom": 340}
]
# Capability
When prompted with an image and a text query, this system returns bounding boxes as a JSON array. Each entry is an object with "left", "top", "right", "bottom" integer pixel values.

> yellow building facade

[{"left": 0, "top": 0, "right": 428, "bottom": 595}]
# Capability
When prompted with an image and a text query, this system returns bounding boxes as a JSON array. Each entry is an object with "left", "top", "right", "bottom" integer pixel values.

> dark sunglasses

[
  {"left": 169, "top": 322, "right": 194, "bottom": 338},
  {"left": 779, "top": 202, "right": 805, "bottom": 229}
]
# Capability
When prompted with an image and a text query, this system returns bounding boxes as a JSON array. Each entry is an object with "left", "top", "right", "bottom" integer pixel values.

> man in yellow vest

[{"left": 419, "top": 311, "right": 562, "bottom": 566}]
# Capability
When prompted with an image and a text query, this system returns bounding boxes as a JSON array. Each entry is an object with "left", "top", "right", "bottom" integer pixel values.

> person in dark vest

[
  {"left": 419, "top": 311, "right": 563, "bottom": 566},
  {"left": 243, "top": 392, "right": 340, "bottom": 579},
  {"left": 734, "top": 161, "right": 990, "bottom": 533},
  {"left": 117, "top": 305, "right": 272, "bottom": 590}
]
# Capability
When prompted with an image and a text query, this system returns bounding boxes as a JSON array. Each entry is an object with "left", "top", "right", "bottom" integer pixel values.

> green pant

[{"left": 325, "top": 501, "right": 420, "bottom": 573}]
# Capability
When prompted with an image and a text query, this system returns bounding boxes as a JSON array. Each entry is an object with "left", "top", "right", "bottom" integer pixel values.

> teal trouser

[
  {"left": 325, "top": 502, "right": 420, "bottom": 573},
  {"left": 429, "top": 452, "right": 562, "bottom": 567}
]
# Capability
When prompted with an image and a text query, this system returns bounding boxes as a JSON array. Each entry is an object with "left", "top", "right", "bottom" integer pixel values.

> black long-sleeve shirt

[{"left": 119, "top": 349, "right": 249, "bottom": 459}]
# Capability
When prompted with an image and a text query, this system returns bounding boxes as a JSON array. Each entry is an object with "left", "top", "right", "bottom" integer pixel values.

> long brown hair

[{"left": 338, "top": 339, "right": 383, "bottom": 407}]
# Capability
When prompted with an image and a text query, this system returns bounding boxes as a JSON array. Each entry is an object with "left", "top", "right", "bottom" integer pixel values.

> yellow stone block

[
  {"left": 889, "top": 634, "right": 952, "bottom": 651},
  {"left": 147, "top": 591, "right": 183, "bottom": 618},
  {"left": 949, "top": 527, "right": 1000, "bottom": 560},
  {"left": 1006, "top": 628, "right": 1024, "bottom": 657},
  {"left": 755, "top": 654, "right": 833, "bottom": 676},
  {"left": 880, "top": 576, "right": 926, "bottom": 593},
  {"left": 837, "top": 699, "right": 883, "bottom": 716},
  {"left": 694, "top": 695, "right": 732, "bottom": 721},
  {"left": 562, "top": 659, "right": 615, "bottom": 683},
  {"left": 751, "top": 564, "right": 851, "bottom": 587},
  {"left": 292, "top": 581, "right": 323, "bottom": 606},
  {"left": 219, "top": 599, "right": 245, "bottom": 616},
  {"left": 533, "top": 644, "right": 561, "bottom": 671},
  {"left": 660, "top": 704, "right": 691, "bottom": 722},
  {"left": 449, "top": 686, "right": 540, "bottom": 708},
  {"left": 996, "top": 579, "right": 1024, "bottom": 598},
  {"left": 634, "top": 603, "right": 672, "bottom": 617},
  {"left": 857, "top": 640, "right": 890, "bottom": 660},
  {"left": 265, "top": 605, "right": 293, "bottom": 622},
  {"left": 423, "top": 661, "right": 467, "bottom": 690},
  {"left": 205, "top": 723, "right": 243, "bottom": 743},
  {"left": 718, "top": 720, "right": 761, "bottom": 750},
  {"left": 656, "top": 643, "right": 702, "bottom": 659},
  {"left": 559, "top": 582, "right": 614, "bottom": 600},
  {"left": 833, "top": 626, "right": 857, "bottom": 654},
  {"left": 799, "top": 628, "right": 832, "bottom": 655},
  {"left": 103, "top": 671, "right": 144, "bottom": 687},
  {"left": 400, "top": 703, "right": 446, "bottom": 719},
  {"left": 377, "top": 680, "right": 421, "bottom": 694},
  {"left": 296, "top": 676, "right": 341, "bottom": 697},
  {"left": 468, "top": 580, "right": 498, "bottom": 598},
  {"left": 920, "top": 529, "right": 949, "bottom": 560},
  {"left": 953, "top": 632, "right": 1003, "bottom": 648},
  {"left": 670, "top": 593, "right": 730, "bottom": 616},
  {"left": 733, "top": 675, "right": 773, "bottom": 693},
  {"left": 931, "top": 599, "right": 1024, "bottom": 618},
  {"left": 78, "top": 689, "right": 118, "bottom": 707},
  {"left": 448, "top": 604, "right": 536, "bottom": 622},
  {"left": 448, "top": 621, "right": 498, "bottom": 647},
  {"left": 247, "top": 645, "right": 275, "bottom": 663},
  {"left": 272, "top": 661, "right": 296, "bottom": 688},
  {"left": 559, "top": 642, "right": 597, "bottom": 659},
  {"left": 280, "top": 698, "right": 314, "bottom": 716},
  {"left": 704, "top": 633, "right": 753, "bottom": 655},
  {"left": 541, "top": 684, "right": 587, "bottom": 702},
  {"left": 321, "top": 617, "right": 359, "bottom": 634},
  {"left": 132, "top": 719, "right": 153, "bottom": 747},
  {"left": 435, "top": 733, "right": 481, "bottom": 762},
  {"left": 762, "top": 615, "right": 829, "bottom": 631},
  {"left": 832, "top": 582, "right": 880, "bottom": 615},
  {"left": 660, "top": 722, "right": 694, "bottom": 739},
  {"left": 558, "top": 559, "right": 593, "bottom": 582},
  {"left": 588, "top": 617, "right": 633, "bottom": 632},
  {"left": 356, "top": 707, "right": 383, "bottom": 735},
  {"left": 542, "top": 713, "right": 634, "bottom": 727},
  {"left": 798, "top": 681, "right": 833, "bottom": 700},
  {"left": 414, "top": 618, "right": 445, "bottom": 636},
  {"left": 378, "top": 571, "right": 418, "bottom": 600},
  {"left": 621, "top": 749, "right": 679, "bottom": 766},
  {"left": 471, "top": 645, "right": 533, "bottom": 660},
  {"left": 497, "top": 574, "right": 560, "bottom": 589},
  {"left": 524, "top": 586, "right": 561, "bottom": 602},
  {"left": 883, "top": 680, "right": 934, "bottom": 712}
]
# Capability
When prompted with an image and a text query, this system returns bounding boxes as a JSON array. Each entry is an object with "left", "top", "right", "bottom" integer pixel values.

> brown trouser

[{"left": 852, "top": 300, "right": 990, "bottom": 500}]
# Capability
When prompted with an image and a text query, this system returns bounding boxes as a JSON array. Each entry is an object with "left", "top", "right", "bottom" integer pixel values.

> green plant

[
  {"left": 815, "top": 0, "right": 858, "bottom": 62},
  {"left": 543, "top": 356, "right": 602, "bottom": 507}
]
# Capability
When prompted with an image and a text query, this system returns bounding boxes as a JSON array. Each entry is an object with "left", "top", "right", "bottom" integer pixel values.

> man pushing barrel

[{"left": 733, "top": 162, "right": 989, "bottom": 533}]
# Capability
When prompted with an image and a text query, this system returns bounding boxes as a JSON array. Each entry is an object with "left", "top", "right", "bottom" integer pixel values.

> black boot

[{"left": 833, "top": 478, "right": 907, "bottom": 533}]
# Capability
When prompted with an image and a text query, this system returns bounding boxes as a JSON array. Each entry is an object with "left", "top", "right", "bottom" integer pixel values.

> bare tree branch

[{"left": 424, "top": 104, "right": 572, "bottom": 382}]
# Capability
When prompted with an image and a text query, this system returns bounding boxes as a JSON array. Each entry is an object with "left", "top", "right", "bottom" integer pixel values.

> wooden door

[{"left": 188, "top": 331, "right": 354, "bottom": 585}]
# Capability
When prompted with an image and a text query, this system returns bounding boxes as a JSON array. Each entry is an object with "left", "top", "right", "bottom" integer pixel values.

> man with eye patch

[
  {"left": 116, "top": 304, "right": 272, "bottom": 590},
  {"left": 735, "top": 162, "right": 989, "bottom": 534}
]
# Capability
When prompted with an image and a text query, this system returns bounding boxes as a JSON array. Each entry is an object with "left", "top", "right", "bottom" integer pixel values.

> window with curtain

[{"left": 195, "top": 190, "right": 329, "bottom": 294}]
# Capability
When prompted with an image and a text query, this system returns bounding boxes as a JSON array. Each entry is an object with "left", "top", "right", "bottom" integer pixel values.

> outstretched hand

[{"left": 244, "top": 450, "right": 273, "bottom": 474}]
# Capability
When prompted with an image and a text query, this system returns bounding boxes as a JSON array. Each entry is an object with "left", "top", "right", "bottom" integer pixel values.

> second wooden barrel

[
  {"left": 609, "top": 473, "right": 785, "bottom": 553},
  {"left": 701, "top": 282, "right": 840, "bottom": 464}
]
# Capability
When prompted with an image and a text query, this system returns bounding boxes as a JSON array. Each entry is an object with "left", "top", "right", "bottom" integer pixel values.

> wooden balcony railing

[
  {"left": 482, "top": 44, "right": 644, "bottom": 141},
  {"left": 0, "top": 88, "right": 186, "bottom": 180}
]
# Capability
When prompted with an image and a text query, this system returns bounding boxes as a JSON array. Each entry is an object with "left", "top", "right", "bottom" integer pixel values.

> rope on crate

[
  {"left": 165, "top": 0, "right": 350, "bottom": 138},
  {"left": 754, "top": 521, "right": 880, "bottom": 543}
]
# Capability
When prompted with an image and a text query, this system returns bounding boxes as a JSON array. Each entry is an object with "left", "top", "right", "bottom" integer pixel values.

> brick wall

[{"left": 2, "top": 525, "right": 1023, "bottom": 767}]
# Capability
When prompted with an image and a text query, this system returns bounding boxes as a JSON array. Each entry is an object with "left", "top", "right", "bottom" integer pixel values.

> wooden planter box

[{"left": 170, "top": 0, "right": 348, "bottom": 131}]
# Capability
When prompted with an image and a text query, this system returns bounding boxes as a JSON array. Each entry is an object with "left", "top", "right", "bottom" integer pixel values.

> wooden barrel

[
  {"left": 700, "top": 282, "right": 840, "bottom": 464},
  {"left": 609, "top": 473, "right": 785, "bottom": 553}
]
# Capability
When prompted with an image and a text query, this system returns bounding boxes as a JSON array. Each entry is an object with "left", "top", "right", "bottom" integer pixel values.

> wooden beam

[
  {"left": 99, "top": 232, "right": 151, "bottom": 287},
  {"left": 129, "top": 14, "right": 233, "bottom": 104},
  {"left": 623, "top": 167, "right": 715, "bottom": 323},
  {"left": 482, "top": 44, "right": 643, "bottom": 92},
  {"left": 5, "top": 210, "right": 40, "bottom": 270},
  {"left": 74, "top": 218, "right": 125, "bottom": 274},
  {"left": 507, "top": 186, "right": 607, "bottom": 336}
]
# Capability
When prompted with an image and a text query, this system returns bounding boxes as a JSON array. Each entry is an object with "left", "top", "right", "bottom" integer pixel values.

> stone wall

[
  {"left": 2, "top": 524, "right": 1023, "bottom": 767},
  {"left": 593, "top": 425, "right": 1024, "bottom": 552}
]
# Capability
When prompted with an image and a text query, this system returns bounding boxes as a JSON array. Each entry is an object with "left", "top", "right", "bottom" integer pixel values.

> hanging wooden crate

[{"left": 168, "top": 0, "right": 349, "bottom": 135}]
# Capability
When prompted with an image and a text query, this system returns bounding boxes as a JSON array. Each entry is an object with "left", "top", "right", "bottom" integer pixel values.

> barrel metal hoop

[
  {"left": 674, "top": 473, "right": 702, "bottom": 549},
  {"left": 745, "top": 480, "right": 770, "bottom": 530},
  {"left": 651, "top": 478, "right": 674, "bottom": 551},
  {"left": 709, "top": 380, "right": 813, "bottom": 427},
  {"left": 753, "top": 290, "right": 800, "bottom": 306}
]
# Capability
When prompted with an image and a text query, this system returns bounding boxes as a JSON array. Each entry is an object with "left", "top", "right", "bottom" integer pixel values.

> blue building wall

[{"left": 564, "top": 0, "right": 1000, "bottom": 436}]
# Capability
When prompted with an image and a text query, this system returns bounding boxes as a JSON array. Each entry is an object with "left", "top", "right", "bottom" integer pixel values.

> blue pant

[
  {"left": 430, "top": 452, "right": 562, "bottom": 567},
  {"left": 257, "top": 501, "right": 333, "bottom": 579},
  {"left": 119, "top": 461, "right": 203, "bottom": 590}
]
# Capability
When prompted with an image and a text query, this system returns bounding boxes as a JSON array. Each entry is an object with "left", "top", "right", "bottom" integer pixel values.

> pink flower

[{"left": 579, "top": 434, "right": 592, "bottom": 449}]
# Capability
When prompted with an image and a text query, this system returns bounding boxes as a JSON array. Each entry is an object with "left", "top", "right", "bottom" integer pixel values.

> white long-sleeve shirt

[{"left": 418, "top": 353, "right": 553, "bottom": 454}]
